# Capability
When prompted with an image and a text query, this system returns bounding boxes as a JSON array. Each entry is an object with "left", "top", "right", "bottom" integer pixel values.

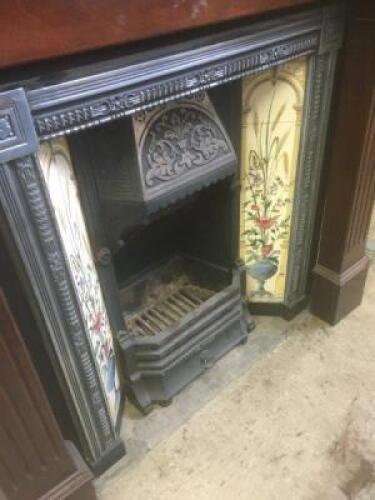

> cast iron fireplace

[
  {"left": 0, "top": 3, "right": 344, "bottom": 473},
  {"left": 69, "top": 88, "right": 250, "bottom": 413}
]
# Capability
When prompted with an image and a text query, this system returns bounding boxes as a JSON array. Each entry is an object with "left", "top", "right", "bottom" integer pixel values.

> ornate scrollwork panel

[{"left": 142, "top": 105, "right": 231, "bottom": 187}]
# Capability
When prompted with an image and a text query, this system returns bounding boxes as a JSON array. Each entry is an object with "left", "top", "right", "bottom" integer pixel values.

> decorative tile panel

[
  {"left": 240, "top": 58, "right": 307, "bottom": 302},
  {"left": 38, "top": 137, "right": 121, "bottom": 423}
]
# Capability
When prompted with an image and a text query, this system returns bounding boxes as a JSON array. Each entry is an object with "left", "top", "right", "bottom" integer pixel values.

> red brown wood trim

[
  {"left": 0, "top": 289, "right": 96, "bottom": 500},
  {"left": 345, "top": 89, "right": 375, "bottom": 257},
  {"left": 310, "top": 0, "right": 375, "bottom": 324},
  {"left": 314, "top": 256, "right": 369, "bottom": 287},
  {"left": 42, "top": 442, "right": 96, "bottom": 500},
  {"left": 311, "top": 260, "right": 370, "bottom": 325},
  {"left": 0, "top": 0, "right": 317, "bottom": 69}
]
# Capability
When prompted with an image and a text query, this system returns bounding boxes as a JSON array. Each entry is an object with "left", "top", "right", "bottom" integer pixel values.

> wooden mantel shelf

[{"left": 1, "top": 0, "right": 318, "bottom": 69}]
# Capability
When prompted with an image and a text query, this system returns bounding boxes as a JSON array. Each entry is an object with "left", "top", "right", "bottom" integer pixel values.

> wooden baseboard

[
  {"left": 41, "top": 441, "right": 97, "bottom": 500},
  {"left": 310, "top": 256, "right": 369, "bottom": 325}
]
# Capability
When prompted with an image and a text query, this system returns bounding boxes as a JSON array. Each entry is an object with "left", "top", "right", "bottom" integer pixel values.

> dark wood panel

[
  {"left": 0, "top": 289, "right": 96, "bottom": 499},
  {"left": 0, "top": 0, "right": 317, "bottom": 69},
  {"left": 0, "top": 232, "right": 81, "bottom": 451},
  {"left": 310, "top": 0, "right": 375, "bottom": 324}
]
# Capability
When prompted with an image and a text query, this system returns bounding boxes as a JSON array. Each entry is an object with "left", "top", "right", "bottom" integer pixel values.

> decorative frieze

[{"left": 33, "top": 33, "right": 319, "bottom": 140}]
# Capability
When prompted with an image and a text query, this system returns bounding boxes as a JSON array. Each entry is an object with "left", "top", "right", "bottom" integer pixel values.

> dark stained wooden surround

[
  {"left": 311, "top": 0, "right": 375, "bottom": 324},
  {"left": 0, "top": 289, "right": 96, "bottom": 500},
  {"left": 0, "top": 0, "right": 317, "bottom": 69}
]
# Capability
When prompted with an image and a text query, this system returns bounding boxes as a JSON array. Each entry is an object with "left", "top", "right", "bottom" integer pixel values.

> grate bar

[
  {"left": 175, "top": 291, "right": 197, "bottom": 308},
  {"left": 155, "top": 305, "right": 179, "bottom": 322},
  {"left": 183, "top": 288, "right": 205, "bottom": 304},
  {"left": 149, "top": 308, "right": 171, "bottom": 327},
  {"left": 124, "top": 283, "right": 215, "bottom": 336},
  {"left": 168, "top": 296, "right": 191, "bottom": 314}
]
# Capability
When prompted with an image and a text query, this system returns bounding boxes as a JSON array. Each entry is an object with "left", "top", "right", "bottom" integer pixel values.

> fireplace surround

[{"left": 0, "top": 3, "right": 344, "bottom": 473}]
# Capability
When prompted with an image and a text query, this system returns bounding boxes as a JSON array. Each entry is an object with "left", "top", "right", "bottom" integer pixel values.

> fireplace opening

[
  {"left": 112, "top": 177, "right": 235, "bottom": 282},
  {"left": 69, "top": 82, "right": 249, "bottom": 412},
  {"left": 114, "top": 179, "right": 236, "bottom": 339},
  {"left": 109, "top": 181, "right": 247, "bottom": 413}
]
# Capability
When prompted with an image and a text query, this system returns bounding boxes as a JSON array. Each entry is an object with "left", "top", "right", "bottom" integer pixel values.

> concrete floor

[{"left": 96, "top": 219, "right": 375, "bottom": 500}]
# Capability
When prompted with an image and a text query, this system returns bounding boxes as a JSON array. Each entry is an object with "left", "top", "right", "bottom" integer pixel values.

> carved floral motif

[{"left": 142, "top": 106, "right": 230, "bottom": 186}]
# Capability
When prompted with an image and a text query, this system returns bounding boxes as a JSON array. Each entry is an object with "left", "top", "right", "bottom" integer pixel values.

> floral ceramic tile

[
  {"left": 39, "top": 137, "right": 121, "bottom": 424},
  {"left": 240, "top": 58, "right": 307, "bottom": 302}
]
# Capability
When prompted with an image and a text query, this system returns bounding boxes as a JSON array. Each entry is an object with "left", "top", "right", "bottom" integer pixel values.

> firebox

[{"left": 68, "top": 88, "right": 251, "bottom": 413}]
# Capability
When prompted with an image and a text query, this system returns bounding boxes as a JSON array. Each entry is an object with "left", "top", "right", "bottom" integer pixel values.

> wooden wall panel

[
  {"left": 0, "top": 289, "right": 96, "bottom": 500},
  {"left": 310, "top": 0, "right": 375, "bottom": 324}
]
